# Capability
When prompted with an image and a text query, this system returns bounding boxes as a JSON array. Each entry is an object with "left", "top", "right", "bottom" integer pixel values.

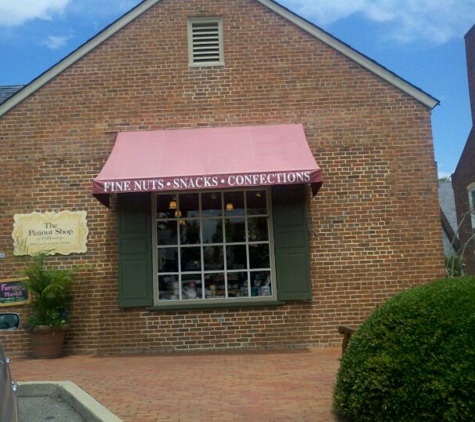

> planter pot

[{"left": 29, "top": 325, "right": 68, "bottom": 359}]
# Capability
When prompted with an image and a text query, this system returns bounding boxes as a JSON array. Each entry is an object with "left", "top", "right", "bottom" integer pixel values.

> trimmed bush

[{"left": 333, "top": 276, "right": 475, "bottom": 422}]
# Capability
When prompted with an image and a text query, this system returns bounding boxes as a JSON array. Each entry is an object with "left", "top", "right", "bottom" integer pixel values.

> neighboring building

[
  {"left": 0, "top": 86, "right": 23, "bottom": 104},
  {"left": 439, "top": 180, "right": 459, "bottom": 257},
  {"left": 453, "top": 24, "right": 475, "bottom": 275},
  {"left": 0, "top": 0, "right": 444, "bottom": 356}
]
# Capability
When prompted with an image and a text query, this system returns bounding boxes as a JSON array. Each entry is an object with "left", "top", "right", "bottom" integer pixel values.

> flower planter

[{"left": 29, "top": 326, "right": 68, "bottom": 359}]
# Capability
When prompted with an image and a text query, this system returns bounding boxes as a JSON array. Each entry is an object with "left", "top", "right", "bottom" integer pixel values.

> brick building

[
  {"left": 453, "top": 24, "right": 475, "bottom": 275},
  {"left": 0, "top": 0, "right": 444, "bottom": 356}
]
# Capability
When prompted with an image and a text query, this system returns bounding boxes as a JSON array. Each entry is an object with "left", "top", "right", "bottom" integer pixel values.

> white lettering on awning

[{"left": 99, "top": 171, "right": 311, "bottom": 193}]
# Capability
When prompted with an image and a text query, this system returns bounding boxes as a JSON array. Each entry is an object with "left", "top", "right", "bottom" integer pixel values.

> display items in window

[{"left": 156, "top": 189, "right": 273, "bottom": 303}]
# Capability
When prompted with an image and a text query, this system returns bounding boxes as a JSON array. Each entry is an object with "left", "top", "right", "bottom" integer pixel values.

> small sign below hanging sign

[{"left": 0, "top": 278, "right": 30, "bottom": 307}]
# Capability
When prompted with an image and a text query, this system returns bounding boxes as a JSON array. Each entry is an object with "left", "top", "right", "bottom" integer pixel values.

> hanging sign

[{"left": 12, "top": 211, "right": 88, "bottom": 256}]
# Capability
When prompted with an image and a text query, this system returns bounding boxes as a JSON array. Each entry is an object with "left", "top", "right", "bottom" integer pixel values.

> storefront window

[
  {"left": 469, "top": 185, "right": 475, "bottom": 228},
  {"left": 155, "top": 189, "right": 273, "bottom": 303}
]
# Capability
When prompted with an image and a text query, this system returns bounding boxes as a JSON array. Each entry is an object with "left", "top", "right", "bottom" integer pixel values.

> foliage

[
  {"left": 333, "top": 277, "right": 475, "bottom": 422},
  {"left": 445, "top": 255, "right": 462, "bottom": 277},
  {"left": 23, "top": 253, "right": 76, "bottom": 329},
  {"left": 446, "top": 204, "right": 475, "bottom": 277}
]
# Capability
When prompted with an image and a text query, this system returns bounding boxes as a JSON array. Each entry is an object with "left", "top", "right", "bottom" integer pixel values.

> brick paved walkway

[{"left": 11, "top": 347, "right": 341, "bottom": 422}]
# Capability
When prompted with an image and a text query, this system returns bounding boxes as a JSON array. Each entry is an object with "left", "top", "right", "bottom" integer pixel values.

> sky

[{"left": 0, "top": 0, "right": 474, "bottom": 178}]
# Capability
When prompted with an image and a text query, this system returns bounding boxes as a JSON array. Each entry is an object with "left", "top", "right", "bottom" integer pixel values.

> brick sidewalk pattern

[{"left": 11, "top": 347, "right": 341, "bottom": 422}]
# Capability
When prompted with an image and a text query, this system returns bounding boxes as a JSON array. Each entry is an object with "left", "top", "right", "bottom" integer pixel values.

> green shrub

[{"left": 333, "top": 276, "right": 475, "bottom": 422}]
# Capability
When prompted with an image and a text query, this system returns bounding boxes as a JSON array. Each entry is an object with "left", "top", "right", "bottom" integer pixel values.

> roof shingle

[{"left": 0, "top": 85, "right": 23, "bottom": 104}]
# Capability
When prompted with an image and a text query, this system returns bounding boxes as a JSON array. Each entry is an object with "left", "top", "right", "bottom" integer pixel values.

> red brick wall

[
  {"left": 466, "top": 25, "right": 475, "bottom": 123},
  {"left": 453, "top": 26, "right": 475, "bottom": 275},
  {"left": 453, "top": 131, "right": 475, "bottom": 274},
  {"left": 0, "top": 0, "right": 444, "bottom": 355},
  {"left": 453, "top": 143, "right": 475, "bottom": 274}
]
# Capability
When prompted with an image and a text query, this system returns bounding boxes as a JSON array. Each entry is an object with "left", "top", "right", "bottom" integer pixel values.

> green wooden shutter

[
  {"left": 272, "top": 185, "right": 312, "bottom": 301},
  {"left": 118, "top": 193, "right": 153, "bottom": 307}
]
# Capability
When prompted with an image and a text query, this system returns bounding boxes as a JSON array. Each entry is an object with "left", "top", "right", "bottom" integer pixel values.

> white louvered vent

[{"left": 188, "top": 18, "right": 224, "bottom": 66}]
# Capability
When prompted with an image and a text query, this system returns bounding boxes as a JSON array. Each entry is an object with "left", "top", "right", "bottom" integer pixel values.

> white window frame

[
  {"left": 468, "top": 183, "right": 475, "bottom": 229},
  {"left": 187, "top": 17, "right": 224, "bottom": 67},
  {"left": 152, "top": 188, "right": 276, "bottom": 306}
]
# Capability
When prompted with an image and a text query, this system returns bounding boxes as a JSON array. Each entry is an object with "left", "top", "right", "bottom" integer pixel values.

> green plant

[
  {"left": 445, "top": 254, "right": 462, "bottom": 277},
  {"left": 23, "top": 253, "right": 76, "bottom": 329},
  {"left": 445, "top": 205, "right": 475, "bottom": 277},
  {"left": 333, "top": 276, "right": 475, "bottom": 422}
]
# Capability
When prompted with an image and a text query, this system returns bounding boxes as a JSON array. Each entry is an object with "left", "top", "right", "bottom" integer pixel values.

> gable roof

[
  {"left": 0, "top": 0, "right": 439, "bottom": 118},
  {"left": 439, "top": 180, "right": 460, "bottom": 254}
]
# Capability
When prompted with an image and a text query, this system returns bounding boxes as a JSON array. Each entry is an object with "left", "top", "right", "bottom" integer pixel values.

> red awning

[{"left": 92, "top": 124, "right": 323, "bottom": 206}]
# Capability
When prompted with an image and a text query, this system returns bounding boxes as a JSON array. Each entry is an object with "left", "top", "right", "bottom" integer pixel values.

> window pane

[
  {"left": 182, "top": 274, "right": 202, "bottom": 300},
  {"left": 157, "top": 220, "right": 178, "bottom": 245},
  {"left": 225, "top": 218, "right": 245, "bottom": 243},
  {"left": 251, "top": 271, "right": 272, "bottom": 296},
  {"left": 158, "top": 275, "right": 179, "bottom": 301},
  {"left": 205, "top": 273, "right": 225, "bottom": 298},
  {"left": 228, "top": 272, "right": 247, "bottom": 298},
  {"left": 158, "top": 248, "right": 179, "bottom": 272},
  {"left": 471, "top": 189, "right": 475, "bottom": 227},
  {"left": 224, "top": 191, "right": 244, "bottom": 216},
  {"left": 202, "top": 192, "right": 222, "bottom": 217},
  {"left": 181, "top": 247, "right": 201, "bottom": 271},
  {"left": 248, "top": 217, "right": 268, "bottom": 241},
  {"left": 202, "top": 219, "right": 223, "bottom": 244},
  {"left": 203, "top": 246, "right": 224, "bottom": 271},
  {"left": 180, "top": 219, "right": 200, "bottom": 244},
  {"left": 179, "top": 193, "right": 200, "bottom": 217},
  {"left": 247, "top": 190, "right": 267, "bottom": 215},
  {"left": 226, "top": 245, "right": 247, "bottom": 270},
  {"left": 249, "top": 244, "right": 269, "bottom": 268},
  {"left": 157, "top": 194, "right": 176, "bottom": 218}
]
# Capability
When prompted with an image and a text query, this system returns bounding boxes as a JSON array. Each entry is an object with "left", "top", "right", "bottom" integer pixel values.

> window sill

[
  {"left": 146, "top": 299, "right": 285, "bottom": 311},
  {"left": 188, "top": 62, "right": 225, "bottom": 68}
]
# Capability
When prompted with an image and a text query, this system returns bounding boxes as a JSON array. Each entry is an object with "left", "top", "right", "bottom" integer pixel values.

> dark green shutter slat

[
  {"left": 118, "top": 193, "right": 153, "bottom": 307},
  {"left": 272, "top": 185, "right": 312, "bottom": 301}
]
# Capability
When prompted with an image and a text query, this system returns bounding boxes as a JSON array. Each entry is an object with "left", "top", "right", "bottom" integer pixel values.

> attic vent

[{"left": 188, "top": 18, "right": 224, "bottom": 66}]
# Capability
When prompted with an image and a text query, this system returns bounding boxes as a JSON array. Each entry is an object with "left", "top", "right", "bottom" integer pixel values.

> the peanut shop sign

[{"left": 12, "top": 211, "right": 88, "bottom": 256}]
